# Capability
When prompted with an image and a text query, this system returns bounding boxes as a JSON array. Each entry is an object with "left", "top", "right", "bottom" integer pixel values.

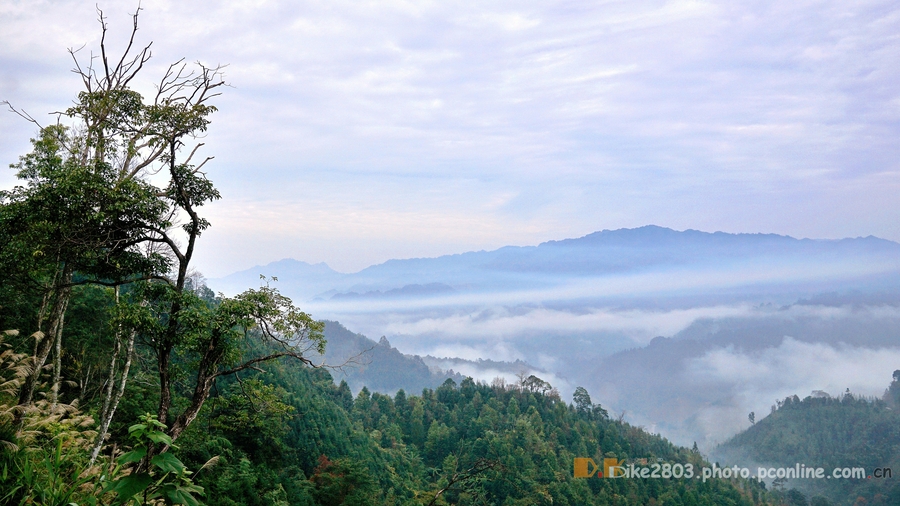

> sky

[{"left": 2, "top": 0, "right": 900, "bottom": 276}]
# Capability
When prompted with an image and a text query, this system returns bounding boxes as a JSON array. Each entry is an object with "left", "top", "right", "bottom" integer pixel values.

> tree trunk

[
  {"left": 49, "top": 303, "right": 67, "bottom": 406},
  {"left": 18, "top": 267, "right": 72, "bottom": 408},
  {"left": 156, "top": 338, "right": 174, "bottom": 426},
  {"left": 89, "top": 327, "right": 135, "bottom": 466},
  {"left": 167, "top": 330, "right": 224, "bottom": 442},
  {"left": 98, "top": 289, "right": 121, "bottom": 427},
  {"left": 89, "top": 286, "right": 135, "bottom": 466},
  {"left": 168, "top": 372, "right": 215, "bottom": 442}
]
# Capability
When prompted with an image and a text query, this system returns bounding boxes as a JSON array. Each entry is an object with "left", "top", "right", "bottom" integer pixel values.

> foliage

[
  {"left": 307, "top": 455, "right": 376, "bottom": 506},
  {"left": 0, "top": 332, "right": 96, "bottom": 505},
  {"left": 0, "top": 328, "right": 204, "bottom": 506},
  {"left": 717, "top": 385, "right": 900, "bottom": 505},
  {"left": 166, "top": 345, "right": 772, "bottom": 505},
  {"left": 0, "top": 8, "right": 326, "bottom": 468},
  {"left": 104, "top": 413, "right": 205, "bottom": 506},
  {"left": 0, "top": 123, "right": 171, "bottom": 285},
  {"left": 5, "top": 306, "right": 778, "bottom": 506}
]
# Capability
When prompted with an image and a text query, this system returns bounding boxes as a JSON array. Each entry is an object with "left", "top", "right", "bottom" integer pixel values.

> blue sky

[{"left": 2, "top": 0, "right": 899, "bottom": 276}]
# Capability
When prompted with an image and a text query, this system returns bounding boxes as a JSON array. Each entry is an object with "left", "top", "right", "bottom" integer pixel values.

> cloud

[
  {"left": 377, "top": 305, "right": 752, "bottom": 343},
  {"left": 3, "top": 1, "right": 900, "bottom": 276},
  {"left": 300, "top": 252, "right": 900, "bottom": 314},
  {"left": 686, "top": 339, "right": 900, "bottom": 446},
  {"left": 692, "top": 338, "right": 900, "bottom": 397},
  {"left": 322, "top": 302, "right": 762, "bottom": 368}
]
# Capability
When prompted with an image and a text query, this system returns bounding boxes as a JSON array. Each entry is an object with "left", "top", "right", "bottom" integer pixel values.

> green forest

[
  {"left": 715, "top": 375, "right": 900, "bottom": 506},
  {"left": 0, "top": 13, "right": 843, "bottom": 506}
]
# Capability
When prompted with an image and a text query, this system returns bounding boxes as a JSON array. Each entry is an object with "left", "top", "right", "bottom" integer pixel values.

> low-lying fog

[{"left": 210, "top": 227, "right": 900, "bottom": 448}]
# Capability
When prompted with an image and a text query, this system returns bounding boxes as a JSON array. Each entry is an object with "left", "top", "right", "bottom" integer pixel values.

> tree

[
  {"left": 522, "top": 374, "right": 551, "bottom": 395},
  {"left": 573, "top": 385, "right": 608, "bottom": 420},
  {"left": 1, "top": 21, "right": 172, "bottom": 410},
  {"left": 786, "top": 488, "right": 809, "bottom": 506},
  {"left": 573, "top": 386, "right": 593, "bottom": 415},
  {"left": 886, "top": 370, "right": 900, "bottom": 408},
  {"left": 308, "top": 455, "right": 376, "bottom": 506},
  {"left": 3, "top": 7, "right": 325, "bottom": 465}
]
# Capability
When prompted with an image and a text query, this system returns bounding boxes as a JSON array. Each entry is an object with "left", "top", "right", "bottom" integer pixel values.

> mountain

[
  {"left": 329, "top": 282, "right": 455, "bottom": 301},
  {"left": 208, "top": 226, "right": 900, "bottom": 451},
  {"left": 578, "top": 298, "right": 900, "bottom": 449},
  {"left": 713, "top": 374, "right": 900, "bottom": 505},
  {"left": 182, "top": 348, "right": 776, "bottom": 505},
  {"left": 212, "top": 258, "right": 345, "bottom": 299},
  {"left": 310, "top": 320, "right": 463, "bottom": 395},
  {"left": 311, "top": 320, "right": 561, "bottom": 398},
  {"left": 210, "top": 226, "right": 900, "bottom": 302}
]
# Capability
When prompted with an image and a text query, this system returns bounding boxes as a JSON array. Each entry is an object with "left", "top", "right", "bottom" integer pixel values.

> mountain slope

[
  {"left": 714, "top": 376, "right": 900, "bottom": 505},
  {"left": 313, "top": 320, "right": 463, "bottom": 395},
  {"left": 580, "top": 301, "right": 900, "bottom": 449},
  {"left": 180, "top": 349, "right": 776, "bottom": 505}
]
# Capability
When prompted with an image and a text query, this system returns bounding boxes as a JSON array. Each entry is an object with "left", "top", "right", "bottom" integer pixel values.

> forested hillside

[
  {"left": 314, "top": 320, "right": 463, "bottom": 395},
  {"left": 154, "top": 348, "right": 782, "bottom": 505},
  {"left": 0, "top": 281, "right": 780, "bottom": 504},
  {"left": 315, "top": 321, "right": 556, "bottom": 398},
  {"left": 1, "top": 306, "right": 777, "bottom": 504},
  {"left": 715, "top": 374, "right": 900, "bottom": 505}
]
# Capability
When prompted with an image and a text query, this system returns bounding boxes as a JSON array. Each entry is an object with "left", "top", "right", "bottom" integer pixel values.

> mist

[{"left": 208, "top": 226, "right": 900, "bottom": 447}]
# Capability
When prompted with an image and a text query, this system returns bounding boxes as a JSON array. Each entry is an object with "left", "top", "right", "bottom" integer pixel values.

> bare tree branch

[
  {"left": 215, "top": 352, "right": 315, "bottom": 379},
  {"left": 1, "top": 101, "right": 41, "bottom": 128},
  {"left": 97, "top": 6, "right": 111, "bottom": 85}
]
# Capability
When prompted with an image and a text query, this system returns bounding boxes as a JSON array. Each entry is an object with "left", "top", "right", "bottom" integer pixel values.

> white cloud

[
  {"left": 376, "top": 305, "right": 752, "bottom": 344},
  {"left": 686, "top": 339, "right": 900, "bottom": 446},
  {"left": 692, "top": 338, "right": 900, "bottom": 396}
]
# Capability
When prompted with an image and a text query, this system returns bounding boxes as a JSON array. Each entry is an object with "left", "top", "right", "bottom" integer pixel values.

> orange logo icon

[
  {"left": 574, "top": 458, "right": 599, "bottom": 478},
  {"left": 574, "top": 457, "right": 625, "bottom": 478}
]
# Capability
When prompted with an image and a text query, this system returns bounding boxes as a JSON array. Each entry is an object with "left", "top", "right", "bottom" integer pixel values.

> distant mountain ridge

[
  {"left": 329, "top": 282, "right": 455, "bottom": 301},
  {"left": 210, "top": 226, "right": 900, "bottom": 300}
]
